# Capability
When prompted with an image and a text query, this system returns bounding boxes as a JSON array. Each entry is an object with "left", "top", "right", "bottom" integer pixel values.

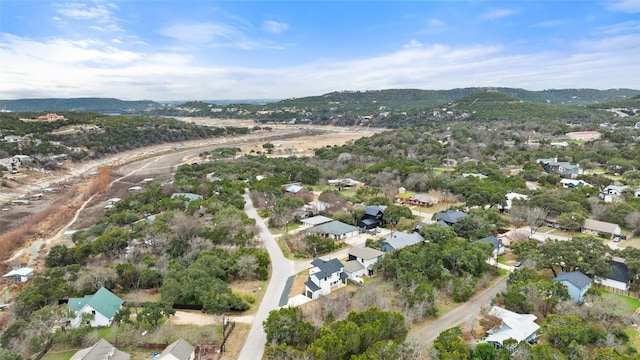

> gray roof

[
  {"left": 158, "top": 338, "right": 194, "bottom": 360},
  {"left": 583, "top": 219, "right": 620, "bottom": 234},
  {"left": 609, "top": 260, "right": 631, "bottom": 284},
  {"left": 364, "top": 205, "right": 386, "bottom": 216},
  {"left": 434, "top": 210, "right": 468, "bottom": 224},
  {"left": 480, "top": 236, "right": 504, "bottom": 252},
  {"left": 309, "top": 221, "right": 358, "bottom": 236},
  {"left": 70, "top": 339, "right": 130, "bottom": 360},
  {"left": 382, "top": 232, "right": 425, "bottom": 251},
  {"left": 553, "top": 271, "right": 592, "bottom": 290},
  {"left": 343, "top": 260, "right": 364, "bottom": 273},
  {"left": 301, "top": 215, "right": 333, "bottom": 226},
  {"left": 348, "top": 246, "right": 384, "bottom": 260},
  {"left": 311, "top": 258, "right": 344, "bottom": 279},
  {"left": 305, "top": 278, "right": 321, "bottom": 292},
  {"left": 409, "top": 194, "right": 437, "bottom": 203},
  {"left": 170, "top": 192, "right": 203, "bottom": 201}
]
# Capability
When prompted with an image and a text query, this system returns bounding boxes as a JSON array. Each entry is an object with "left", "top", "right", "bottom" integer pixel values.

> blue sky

[{"left": 1, "top": 1, "right": 639, "bottom": 100}]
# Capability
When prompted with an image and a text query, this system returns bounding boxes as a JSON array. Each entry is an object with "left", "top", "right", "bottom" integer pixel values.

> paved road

[
  {"left": 407, "top": 276, "right": 508, "bottom": 348},
  {"left": 238, "top": 191, "right": 296, "bottom": 360}
]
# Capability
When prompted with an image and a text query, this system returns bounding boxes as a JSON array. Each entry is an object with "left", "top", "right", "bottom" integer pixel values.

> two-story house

[
  {"left": 304, "top": 258, "right": 347, "bottom": 299},
  {"left": 343, "top": 247, "right": 385, "bottom": 280},
  {"left": 67, "top": 287, "right": 124, "bottom": 327},
  {"left": 357, "top": 205, "right": 386, "bottom": 230},
  {"left": 600, "top": 184, "right": 628, "bottom": 203}
]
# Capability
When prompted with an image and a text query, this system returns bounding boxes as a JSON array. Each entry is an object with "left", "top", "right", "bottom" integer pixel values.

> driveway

[{"left": 407, "top": 276, "right": 508, "bottom": 348}]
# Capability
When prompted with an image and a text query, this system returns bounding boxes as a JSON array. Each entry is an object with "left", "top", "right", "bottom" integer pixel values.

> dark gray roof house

[
  {"left": 310, "top": 258, "right": 344, "bottom": 279},
  {"left": 433, "top": 210, "right": 468, "bottom": 226}
]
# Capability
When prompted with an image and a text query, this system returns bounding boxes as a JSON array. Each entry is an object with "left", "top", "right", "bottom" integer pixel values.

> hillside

[{"left": 0, "top": 98, "right": 161, "bottom": 113}]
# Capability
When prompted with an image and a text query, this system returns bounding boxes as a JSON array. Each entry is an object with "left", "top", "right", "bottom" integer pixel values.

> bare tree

[
  {"left": 236, "top": 254, "right": 258, "bottom": 279},
  {"left": 508, "top": 205, "right": 528, "bottom": 228},
  {"left": 625, "top": 211, "right": 640, "bottom": 236},
  {"left": 525, "top": 206, "right": 547, "bottom": 234},
  {"left": 589, "top": 197, "right": 607, "bottom": 220}
]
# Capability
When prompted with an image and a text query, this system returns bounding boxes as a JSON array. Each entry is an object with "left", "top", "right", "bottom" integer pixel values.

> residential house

[
  {"left": 536, "top": 157, "right": 580, "bottom": 178},
  {"left": 68, "top": 287, "right": 124, "bottom": 327},
  {"left": 504, "top": 192, "right": 528, "bottom": 211},
  {"left": 441, "top": 158, "right": 458, "bottom": 167},
  {"left": 170, "top": 192, "right": 203, "bottom": 206},
  {"left": 3, "top": 135, "right": 23, "bottom": 143},
  {"left": 553, "top": 271, "right": 592, "bottom": 303},
  {"left": 304, "top": 258, "right": 347, "bottom": 299},
  {"left": 565, "top": 131, "right": 602, "bottom": 141},
  {"left": 357, "top": 205, "right": 386, "bottom": 230},
  {"left": 462, "top": 173, "right": 488, "bottom": 179},
  {"left": 581, "top": 219, "right": 621, "bottom": 239},
  {"left": 433, "top": 210, "right": 468, "bottom": 227},
  {"left": 70, "top": 339, "right": 130, "bottom": 360},
  {"left": 157, "top": 338, "right": 195, "bottom": 360},
  {"left": 595, "top": 258, "right": 631, "bottom": 294},
  {"left": 3, "top": 267, "right": 34, "bottom": 283},
  {"left": 600, "top": 184, "right": 628, "bottom": 203},
  {"left": 483, "top": 306, "right": 540, "bottom": 348},
  {"left": 305, "top": 221, "right": 359, "bottom": 240},
  {"left": 343, "top": 247, "right": 385, "bottom": 279},
  {"left": 104, "top": 198, "right": 121, "bottom": 209},
  {"left": 302, "top": 199, "right": 331, "bottom": 214},
  {"left": 560, "top": 179, "right": 593, "bottom": 189},
  {"left": 327, "top": 178, "right": 364, "bottom": 189},
  {"left": 380, "top": 232, "right": 425, "bottom": 252},
  {"left": 405, "top": 194, "right": 439, "bottom": 207},
  {"left": 479, "top": 236, "right": 505, "bottom": 258},
  {"left": 300, "top": 215, "right": 333, "bottom": 228},
  {"left": 283, "top": 182, "right": 304, "bottom": 194}
]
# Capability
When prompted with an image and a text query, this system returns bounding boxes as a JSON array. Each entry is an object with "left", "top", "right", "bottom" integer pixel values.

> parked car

[{"left": 514, "top": 261, "right": 522, "bottom": 268}]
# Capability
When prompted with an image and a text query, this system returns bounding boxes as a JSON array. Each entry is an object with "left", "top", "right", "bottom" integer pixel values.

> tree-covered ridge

[
  {"left": 0, "top": 98, "right": 159, "bottom": 113},
  {"left": 0, "top": 112, "right": 251, "bottom": 160}
]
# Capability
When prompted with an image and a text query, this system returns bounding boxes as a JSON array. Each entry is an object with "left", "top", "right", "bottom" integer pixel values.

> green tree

[
  {"left": 418, "top": 223, "right": 457, "bottom": 243},
  {"left": 137, "top": 302, "right": 175, "bottom": 329},
  {"left": 432, "top": 327, "right": 471, "bottom": 360},
  {"left": 556, "top": 212, "right": 586, "bottom": 234},
  {"left": 263, "top": 307, "right": 315, "bottom": 348},
  {"left": 382, "top": 204, "right": 414, "bottom": 227}
]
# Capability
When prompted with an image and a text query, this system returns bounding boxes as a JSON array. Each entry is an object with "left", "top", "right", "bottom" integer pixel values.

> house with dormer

[
  {"left": 304, "top": 258, "right": 347, "bottom": 299},
  {"left": 357, "top": 205, "right": 386, "bottom": 230},
  {"left": 68, "top": 287, "right": 123, "bottom": 327}
]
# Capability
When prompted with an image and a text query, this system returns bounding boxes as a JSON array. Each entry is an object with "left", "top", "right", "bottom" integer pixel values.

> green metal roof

[{"left": 68, "top": 287, "right": 123, "bottom": 319}]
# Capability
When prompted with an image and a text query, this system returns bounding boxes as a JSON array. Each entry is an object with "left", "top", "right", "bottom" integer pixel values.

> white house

[
  {"left": 600, "top": 184, "right": 628, "bottom": 203},
  {"left": 3, "top": 267, "right": 34, "bottom": 283},
  {"left": 68, "top": 287, "right": 123, "bottom": 327},
  {"left": 504, "top": 192, "right": 528, "bottom": 211},
  {"left": 483, "top": 306, "right": 540, "bottom": 348},
  {"left": 304, "top": 258, "right": 347, "bottom": 299},
  {"left": 343, "top": 247, "right": 385, "bottom": 280},
  {"left": 157, "top": 338, "right": 195, "bottom": 360}
]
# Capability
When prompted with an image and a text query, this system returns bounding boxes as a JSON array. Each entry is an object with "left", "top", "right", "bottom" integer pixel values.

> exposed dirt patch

[{"left": 167, "top": 310, "right": 220, "bottom": 326}]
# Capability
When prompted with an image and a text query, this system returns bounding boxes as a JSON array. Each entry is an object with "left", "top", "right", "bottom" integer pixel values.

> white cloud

[
  {"left": 481, "top": 8, "right": 516, "bottom": 20},
  {"left": 595, "top": 20, "right": 640, "bottom": 35},
  {"left": 403, "top": 39, "right": 423, "bottom": 49},
  {"left": 1, "top": 28, "right": 639, "bottom": 100},
  {"left": 607, "top": 0, "right": 640, "bottom": 13},
  {"left": 158, "top": 22, "right": 241, "bottom": 44},
  {"left": 54, "top": 2, "right": 112, "bottom": 21},
  {"left": 428, "top": 18, "right": 444, "bottom": 27},
  {"left": 533, "top": 19, "right": 568, "bottom": 28},
  {"left": 262, "top": 20, "right": 289, "bottom": 34}
]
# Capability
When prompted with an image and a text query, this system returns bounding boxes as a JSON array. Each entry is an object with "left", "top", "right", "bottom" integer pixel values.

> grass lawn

[
  {"left": 600, "top": 291, "right": 640, "bottom": 313},
  {"left": 619, "top": 236, "right": 640, "bottom": 249},
  {"left": 42, "top": 350, "right": 76, "bottom": 360},
  {"left": 497, "top": 252, "right": 518, "bottom": 266}
]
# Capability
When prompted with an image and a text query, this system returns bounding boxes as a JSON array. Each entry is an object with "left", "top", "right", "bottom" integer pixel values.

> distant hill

[{"left": 0, "top": 98, "right": 160, "bottom": 113}]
